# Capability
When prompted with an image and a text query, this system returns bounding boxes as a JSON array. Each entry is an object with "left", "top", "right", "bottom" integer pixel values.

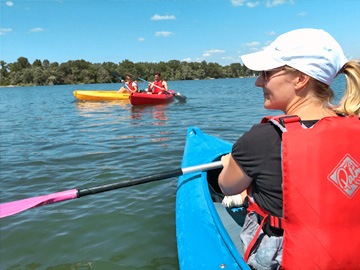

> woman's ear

[{"left": 294, "top": 72, "right": 311, "bottom": 91}]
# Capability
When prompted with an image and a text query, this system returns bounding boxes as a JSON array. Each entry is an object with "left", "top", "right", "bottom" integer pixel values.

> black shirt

[{"left": 232, "top": 120, "right": 318, "bottom": 236}]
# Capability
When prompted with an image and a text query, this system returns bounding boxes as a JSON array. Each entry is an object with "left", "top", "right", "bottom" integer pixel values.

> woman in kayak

[
  {"left": 118, "top": 75, "right": 138, "bottom": 93},
  {"left": 147, "top": 72, "right": 168, "bottom": 94},
  {"left": 218, "top": 28, "right": 360, "bottom": 269}
]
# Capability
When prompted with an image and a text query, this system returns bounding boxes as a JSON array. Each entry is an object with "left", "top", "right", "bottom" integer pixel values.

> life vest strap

[
  {"left": 262, "top": 115, "right": 304, "bottom": 133},
  {"left": 246, "top": 194, "right": 269, "bottom": 217},
  {"left": 243, "top": 212, "right": 268, "bottom": 262},
  {"left": 260, "top": 114, "right": 287, "bottom": 123}
]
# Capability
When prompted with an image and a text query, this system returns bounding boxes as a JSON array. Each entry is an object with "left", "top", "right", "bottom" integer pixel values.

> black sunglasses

[{"left": 260, "top": 67, "right": 286, "bottom": 81}]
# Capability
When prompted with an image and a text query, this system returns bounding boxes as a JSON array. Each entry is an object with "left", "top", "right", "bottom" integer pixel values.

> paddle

[
  {"left": 126, "top": 72, "right": 187, "bottom": 102},
  {"left": 0, "top": 161, "right": 222, "bottom": 218},
  {"left": 111, "top": 72, "right": 132, "bottom": 92}
]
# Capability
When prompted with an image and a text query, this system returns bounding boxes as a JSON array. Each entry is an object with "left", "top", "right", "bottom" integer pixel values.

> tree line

[{"left": 0, "top": 57, "right": 256, "bottom": 87}]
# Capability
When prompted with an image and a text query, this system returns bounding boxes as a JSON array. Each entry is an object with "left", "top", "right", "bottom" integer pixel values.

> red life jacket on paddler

[
  {"left": 244, "top": 115, "right": 360, "bottom": 269},
  {"left": 126, "top": 81, "right": 137, "bottom": 92},
  {"left": 152, "top": 80, "right": 164, "bottom": 94}
]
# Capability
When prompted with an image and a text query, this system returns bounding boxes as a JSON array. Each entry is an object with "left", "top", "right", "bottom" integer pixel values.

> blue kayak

[{"left": 176, "top": 127, "right": 250, "bottom": 270}]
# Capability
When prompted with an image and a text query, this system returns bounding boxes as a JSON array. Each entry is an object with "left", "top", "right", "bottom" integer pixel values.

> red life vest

[
  {"left": 152, "top": 80, "right": 164, "bottom": 94},
  {"left": 244, "top": 115, "right": 360, "bottom": 269},
  {"left": 126, "top": 81, "right": 137, "bottom": 91}
]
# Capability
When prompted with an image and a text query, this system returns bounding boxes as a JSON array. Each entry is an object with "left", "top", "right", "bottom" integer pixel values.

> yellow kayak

[{"left": 73, "top": 91, "right": 130, "bottom": 101}]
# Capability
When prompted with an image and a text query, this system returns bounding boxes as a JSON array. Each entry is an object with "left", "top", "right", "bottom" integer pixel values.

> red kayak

[{"left": 130, "top": 91, "right": 175, "bottom": 106}]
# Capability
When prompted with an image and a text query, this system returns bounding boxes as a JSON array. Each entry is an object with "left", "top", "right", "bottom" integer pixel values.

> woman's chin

[
  {"left": 263, "top": 99, "right": 272, "bottom": 109},
  {"left": 264, "top": 101, "right": 277, "bottom": 110}
]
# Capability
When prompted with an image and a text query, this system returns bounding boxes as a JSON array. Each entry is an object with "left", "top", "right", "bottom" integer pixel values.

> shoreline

[
  {"left": 0, "top": 77, "right": 255, "bottom": 88},
  {"left": 0, "top": 85, "right": 17, "bottom": 88}
]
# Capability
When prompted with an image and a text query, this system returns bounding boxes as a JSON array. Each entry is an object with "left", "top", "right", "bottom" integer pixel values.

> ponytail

[{"left": 334, "top": 60, "right": 360, "bottom": 116}]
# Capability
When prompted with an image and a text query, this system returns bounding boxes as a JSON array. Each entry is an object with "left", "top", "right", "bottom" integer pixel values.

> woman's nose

[{"left": 255, "top": 75, "right": 264, "bottom": 87}]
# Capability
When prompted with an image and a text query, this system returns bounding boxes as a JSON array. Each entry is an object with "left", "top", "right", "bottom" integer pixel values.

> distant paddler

[
  {"left": 118, "top": 75, "right": 138, "bottom": 94},
  {"left": 147, "top": 72, "right": 168, "bottom": 95}
]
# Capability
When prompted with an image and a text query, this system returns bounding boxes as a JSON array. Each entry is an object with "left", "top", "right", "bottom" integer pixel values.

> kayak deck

[
  {"left": 73, "top": 91, "right": 130, "bottom": 101},
  {"left": 130, "top": 91, "right": 174, "bottom": 106},
  {"left": 176, "top": 127, "right": 250, "bottom": 269}
]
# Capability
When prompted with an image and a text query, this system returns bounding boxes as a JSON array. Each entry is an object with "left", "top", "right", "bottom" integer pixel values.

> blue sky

[{"left": 1, "top": 0, "right": 359, "bottom": 66}]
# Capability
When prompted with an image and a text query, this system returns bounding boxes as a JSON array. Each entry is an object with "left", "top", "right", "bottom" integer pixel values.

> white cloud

[
  {"left": 265, "top": 31, "right": 276, "bottom": 36},
  {"left": 267, "top": 0, "right": 285, "bottom": 7},
  {"left": 221, "top": 56, "right": 234, "bottom": 60},
  {"left": 29, "top": 27, "right": 44, "bottom": 32},
  {"left": 247, "top": 1, "right": 259, "bottom": 8},
  {"left": 138, "top": 37, "right": 145, "bottom": 42},
  {"left": 155, "top": 31, "right": 174, "bottom": 37},
  {"left": 297, "top": 12, "right": 308, "bottom": 16},
  {"left": 0, "top": 28, "right": 12, "bottom": 35},
  {"left": 151, "top": 14, "right": 176, "bottom": 21},
  {"left": 182, "top": 58, "right": 192, "bottom": 62},
  {"left": 231, "top": 0, "right": 247, "bottom": 6},
  {"left": 231, "top": 0, "right": 259, "bottom": 7},
  {"left": 205, "top": 49, "right": 225, "bottom": 54},
  {"left": 232, "top": 0, "right": 293, "bottom": 8},
  {"left": 203, "top": 49, "right": 225, "bottom": 57},
  {"left": 266, "top": 0, "right": 294, "bottom": 8},
  {"left": 6, "top": 1, "right": 14, "bottom": 7},
  {"left": 243, "top": 41, "right": 260, "bottom": 47}
]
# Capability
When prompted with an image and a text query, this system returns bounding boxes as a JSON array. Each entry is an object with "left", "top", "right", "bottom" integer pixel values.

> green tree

[
  {"left": 50, "top": 62, "right": 59, "bottom": 69},
  {"left": 32, "top": 59, "right": 43, "bottom": 68},
  {"left": 0, "top": 61, "right": 9, "bottom": 85},
  {"left": 59, "top": 62, "right": 72, "bottom": 84},
  {"left": 101, "top": 62, "right": 117, "bottom": 71},
  {"left": 195, "top": 68, "right": 206, "bottom": 80},
  {"left": 230, "top": 63, "right": 241, "bottom": 77},
  {"left": 206, "top": 62, "right": 222, "bottom": 78},
  {"left": 45, "top": 68, "right": 63, "bottom": 85},
  {"left": 80, "top": 69, "right": 92, "bottom": 84},
  {"left": 17, "top": 57, "right": 31, "bottom": 70},
  {"left": 98, "top": 67, "right": 112, "bottom": 83},
  {"left": 43, "top": 59, "right": 50, "bottom": 69},
  {"left": 33, "top": 67, "right": 47, "bottom": 85},
  {"left": 20, "top": 69, "right": 33, "bottom": 85},
  {"left": 9, "top": 71, "right": 22, "bottom": 85},
  {"left": 0, "top": 56, "right": 255, "bottom": 86}
]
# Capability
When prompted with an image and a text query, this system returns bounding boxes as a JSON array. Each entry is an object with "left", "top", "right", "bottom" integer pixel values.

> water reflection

[
  {"left": 73, "top": 100, "right": 172, "bottom": 145},
  {"left": 130, "top": 104, "right": 170, "bottom": 126},
  {"left": 74, "top": 100, "right": 131, "bottom": 132},
  {"left": 130, "top": 104, "right": 172, "bottom": 146},
  {"left": 74, "top": 100, "right": 130, "bottom": 115}
]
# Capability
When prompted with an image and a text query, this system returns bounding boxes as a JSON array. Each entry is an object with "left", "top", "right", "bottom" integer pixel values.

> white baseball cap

[{"left": 241, "top": 29, "right": 347, "bottom": 85}]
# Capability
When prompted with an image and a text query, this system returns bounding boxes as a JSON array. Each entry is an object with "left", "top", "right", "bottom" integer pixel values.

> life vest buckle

[
  {"left": 279, "top": 115, "right": 301, "bottom": 128},
  {"left": 268, "top": 214, "right": 282, "bottom": 229}
]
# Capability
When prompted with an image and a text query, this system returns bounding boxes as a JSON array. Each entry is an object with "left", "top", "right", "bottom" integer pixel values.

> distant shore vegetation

[{"left": 0, "top": 57, "right": 256, "bottom": 87}]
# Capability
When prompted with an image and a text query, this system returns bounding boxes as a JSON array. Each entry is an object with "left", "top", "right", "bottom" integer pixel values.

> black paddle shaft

[
  {"left": 111, "top": 71, "right": 120, "bottom": 78},
  {"left": 77, "top": 168, "right": 183, "bottom": 198}
]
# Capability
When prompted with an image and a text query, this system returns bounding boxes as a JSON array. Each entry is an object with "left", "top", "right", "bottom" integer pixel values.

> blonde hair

[
  {"left": 309, "top": 76, "right": 335, "bottom": 107},
  {"left": 334, "top": 60, "right": 360, "bottom": 116},
  {"left": 285, "top": 61, "right": 360, "bottom": 116}
]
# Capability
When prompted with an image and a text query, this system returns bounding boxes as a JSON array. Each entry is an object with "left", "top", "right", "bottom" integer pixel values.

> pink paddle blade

[{"left": 0, "top": 189, "right": 78, "bottom": 218}]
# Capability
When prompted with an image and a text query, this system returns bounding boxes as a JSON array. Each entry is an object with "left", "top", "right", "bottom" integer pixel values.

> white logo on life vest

[{"left": 328, "top": 154, "right": 360, "bottom": 199}]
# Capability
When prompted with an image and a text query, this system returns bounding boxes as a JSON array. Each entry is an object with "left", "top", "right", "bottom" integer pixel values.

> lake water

[{"left": 0, "top": 76, "right": 346, "bottom": 269}]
